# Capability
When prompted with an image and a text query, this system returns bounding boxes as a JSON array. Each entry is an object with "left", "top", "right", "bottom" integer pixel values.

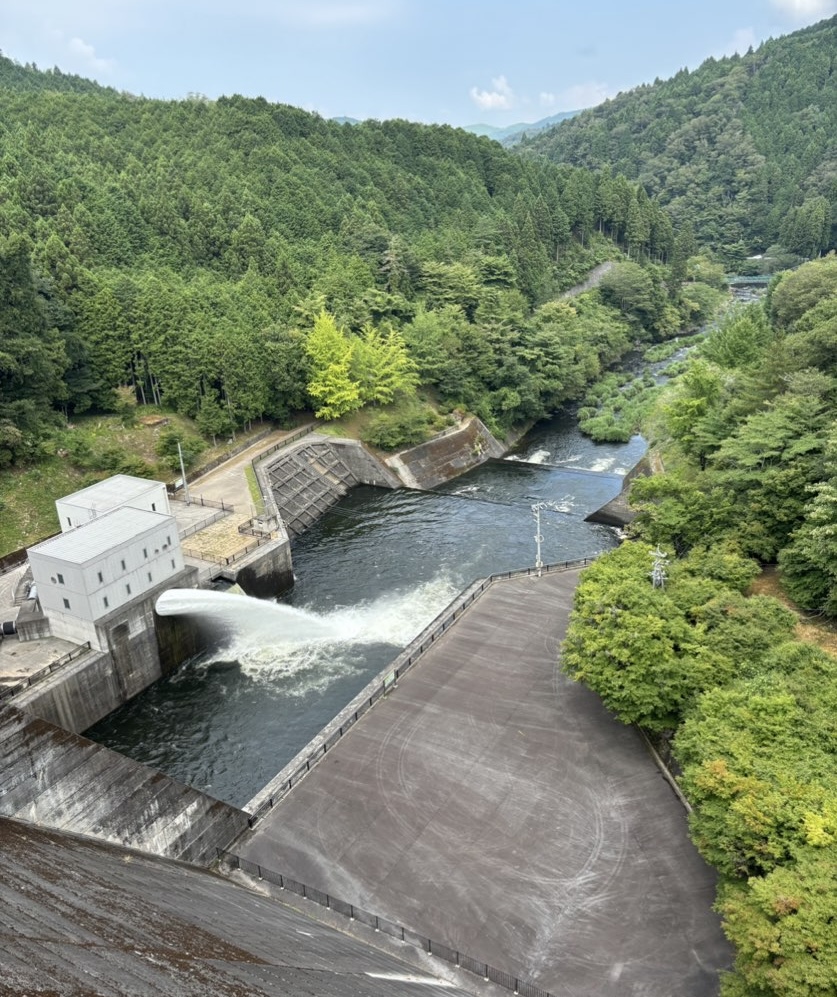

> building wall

[{"left": 29, "top": 519, "right": 183, "bottom": 641}]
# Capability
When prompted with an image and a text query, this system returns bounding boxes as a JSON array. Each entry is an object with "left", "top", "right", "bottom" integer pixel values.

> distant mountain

[
  {"left": 464, "top": 110, "right": 579, "bottom": 146},
  {"left": 519, "top": 15, "right": 837, "bottom": 261}
]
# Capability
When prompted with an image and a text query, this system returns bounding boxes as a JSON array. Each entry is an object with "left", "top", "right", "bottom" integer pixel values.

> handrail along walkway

[
  {"left": 216, "top": 848, "right": 555, "bottom": 997},
  {"left": 246, "top": 557, "right": 596, "bottom": 827}
]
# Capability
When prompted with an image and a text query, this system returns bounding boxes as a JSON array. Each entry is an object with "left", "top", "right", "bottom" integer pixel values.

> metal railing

[
  {"left": 0, "top": 641, "right": 93, "bottom": 701},
  {"left": 172, "top": 494, "right": 234, "bottom": 512},
  {"left": 216, "top": 850, "right": 554, "bottom": 997},
  {"left": 178, "top": 509, "right": 228, "bottom": 541},
  {"left": 249, "top": 424, "right": 317, "bottom": 473},
  {"left": 181, "top": 534, "right": 273, "bottom": 568},
  {"left": 246, "top": 557, "right": 595, "bottom": 827}
]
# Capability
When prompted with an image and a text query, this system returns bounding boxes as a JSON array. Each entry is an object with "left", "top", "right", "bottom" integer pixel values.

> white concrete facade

[
  {"left": 28, "top": 506, "right": 183, "bottom": 649},
  {"left": 56, "top": 475, "right": 170, "bottom": 533}
]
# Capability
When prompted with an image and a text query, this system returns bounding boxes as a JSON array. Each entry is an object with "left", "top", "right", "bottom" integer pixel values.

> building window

[
  {"left": 147, "top": 572, "right": 152, "bottom": 583},
  {"left": 103, "top": 596, "right": 109, "bottom": 609},
  {"left": 56, "top": 572, "right": 64, "bottom": 585},
  {"left": 126, "top": 584, "right": 131, "bottom": 595},
  {"left": 121, "top": 559, "right": 126, "bottom": 571},
  {"left": 166, "top": 535, "right": 171, "bottom": 546},
  {"left": 97, "top": 571, "right": 103, "bottom": 583},
  {"left": 62, "top": 598, "right": 70, "bottom": 610},
  {"left": 143, "top": 548, "right": 148, "bottom": 559},
  {"left": 151, "top": 502, "right": 156, "bottom": 511},
  {"left": 171, "top": 559, "right": 176, "bottom": 569},
  {"left": 67, "top": 517, "right": 72, "bottom": 527}
]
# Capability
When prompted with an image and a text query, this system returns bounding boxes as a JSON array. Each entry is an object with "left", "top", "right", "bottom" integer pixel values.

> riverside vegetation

[
  {"left": 2, "top": 15, "right": 837, "bottom": 996},
  {"left": 563, "top": 258, "right": 837, "bottom": 996}
]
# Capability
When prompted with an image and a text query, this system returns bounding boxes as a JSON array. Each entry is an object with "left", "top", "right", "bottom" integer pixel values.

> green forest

[
  {"left": 563, "top": 257, "right": 837, "bottom": 996},
  {"left": 522, "top": 15, "right": 837, "bottom": 266},
  {"left": 0, "top": 52, "right": 712, "bottom": 505},
  {"left": 3, "top": 13, "right": 837, "bottom": 995}
]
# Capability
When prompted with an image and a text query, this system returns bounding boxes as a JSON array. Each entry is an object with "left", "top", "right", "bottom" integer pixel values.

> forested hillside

[
  {"left": 520, "top": 16, "right": 837, "bottom": 264},
  {"left": 563, "top": 255, "right": 837, "bottom": 996},
  {"left": 0, "top": 53, "right": 715, "bottom": 478}
]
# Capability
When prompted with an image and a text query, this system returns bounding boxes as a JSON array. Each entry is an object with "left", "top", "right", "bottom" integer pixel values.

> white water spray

[
  {"left": 155, "top": 577, "right": 460, "bottom": 691},
  {"left": 156, "top": 589, "right": 339, "bottom": 642}
]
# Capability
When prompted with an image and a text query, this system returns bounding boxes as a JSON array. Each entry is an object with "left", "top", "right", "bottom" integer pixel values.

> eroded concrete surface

[{"left": 237, "top": 570, "right": 732, "bottom": 997}]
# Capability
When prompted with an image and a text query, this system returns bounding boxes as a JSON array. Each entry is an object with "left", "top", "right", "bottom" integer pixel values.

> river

[{"left": 87, "top": 411, "right": 649, "bottom": 807}]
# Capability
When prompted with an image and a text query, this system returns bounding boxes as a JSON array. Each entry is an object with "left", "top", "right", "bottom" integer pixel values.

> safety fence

[
  {"left": 172, "top": 494, "right": 234, "bottom": 512},
  {"left": 177, "top": 509, "right": 228, "bottom": 541},
  {"left": 181, "top": 534, "right": 273, "bottom": 568},
  {"left": 246, "top": 557, "right": 595, "bottom": 827},
  {"left": 0, "top": 641, "right": 93, "bottom": 701},
  {"left": 249, "top": 424, "right": 317, "bottom": 473},
  {"left": 216, "top": 850, "right": 554, "bottom": 997}
]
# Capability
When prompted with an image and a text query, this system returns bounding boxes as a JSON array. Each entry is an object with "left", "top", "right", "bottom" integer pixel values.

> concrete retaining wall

[
  {"left": 0, "top": 704, "right": 247, "bottom": 865},
  {"left": 585, "top": 455, "right": 651, "bottom": 528},
  {"left": 386, "top": 416, "right": 506, "bottom": 490},
  {"left": 11, "top": 571, "right": 204, "bottom": 734}
]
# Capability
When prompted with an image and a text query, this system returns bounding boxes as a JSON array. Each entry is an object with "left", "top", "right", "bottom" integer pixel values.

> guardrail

[
  {"left": 246, "top": 557, "right": 595, "bottom": 827},
  {"left": 0, "top": 641, "right": 93, "bottom": 701},
  {"left": 216, "top": 850, "right": 554, "bottom": 997}
]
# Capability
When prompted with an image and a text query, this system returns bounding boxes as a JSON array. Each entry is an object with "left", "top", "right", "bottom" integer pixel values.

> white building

[
  {"left": 56, "top": 475, "right": 170, "bottom": 533},
  {"left": 27, "top": 506, "right": 184, "bottom": 649}
]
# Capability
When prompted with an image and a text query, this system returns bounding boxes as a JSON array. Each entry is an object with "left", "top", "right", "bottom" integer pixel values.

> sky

[{"left": 2, "top": 0, "right": 836, "bottom": 127}]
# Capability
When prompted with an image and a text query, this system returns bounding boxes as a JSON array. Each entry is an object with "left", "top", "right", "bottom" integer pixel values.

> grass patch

[
  {"left": 0, "top": 409, "right": 278, "bottom": 555},
  {"left": 749, "top": 565, "right": 837, "bottom": 659},
  {"left": 244, "top": 465, "right": 265, "bottom": 516},
  {"left": 0, "top": 459, "right": 90, "bottom": 554}
]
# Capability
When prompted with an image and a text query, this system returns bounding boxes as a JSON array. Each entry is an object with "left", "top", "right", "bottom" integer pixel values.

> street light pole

[{"left": 531, "top": 501, "right": 560, "bottom": 577}]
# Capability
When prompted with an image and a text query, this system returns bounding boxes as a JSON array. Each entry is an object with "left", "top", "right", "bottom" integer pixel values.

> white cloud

[
  {"left": 770, "top": 0, "right": 837, "bottom": 21},
  {"left": 67, "top": 36, "right": 115, "bottom": 73},
  {"left": 469, "top": 75, "right": 515, "bottom": 111},
  {"left": 544, "top": 81, "right": 611, "bottom": 112}
]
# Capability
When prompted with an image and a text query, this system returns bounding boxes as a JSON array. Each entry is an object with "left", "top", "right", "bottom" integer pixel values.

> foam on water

[{"left": 156, "top": 576, "right": 461, "bottom": 690}]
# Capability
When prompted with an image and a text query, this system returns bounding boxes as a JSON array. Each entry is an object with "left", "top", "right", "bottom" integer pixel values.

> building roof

[
  {"left": 59, "top": 473, "right": 164, "bottom": 511},
  {"left": 29, "top": 506, "right": 175, "bottom": 565}
]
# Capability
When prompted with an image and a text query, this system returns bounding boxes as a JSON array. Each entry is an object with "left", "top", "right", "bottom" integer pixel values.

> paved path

[
  {"left": 186, "top": 428, "right": 311, "bottom": 514},
  {"left": 237, "top": 569, "right": 730, "bottom": 997}
]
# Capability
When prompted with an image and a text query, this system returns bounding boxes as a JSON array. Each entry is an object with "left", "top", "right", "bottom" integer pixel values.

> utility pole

[
  {"left": 650, "top": 547, "right": 668, "bottom": 589},
  {"left": 177, "top": 441, "right": 191, "bottom": 506}
]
